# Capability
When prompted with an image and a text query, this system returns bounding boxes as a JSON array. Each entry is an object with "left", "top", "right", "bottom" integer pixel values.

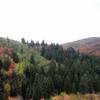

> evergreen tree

[
  {"left": 21, "top": 38, "right": 26, "bottom": 44},
  {"left": 11, "top": 52, "right": 19, "bottom": 63}
]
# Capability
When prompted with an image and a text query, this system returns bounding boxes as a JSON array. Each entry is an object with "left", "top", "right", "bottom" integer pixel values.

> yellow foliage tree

[{"left": 4, "top": 83, "right": 11, "bottom": 95}]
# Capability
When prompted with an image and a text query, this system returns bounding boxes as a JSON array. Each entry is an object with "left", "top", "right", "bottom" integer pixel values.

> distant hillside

[{"left": 62, "top": 37, "right": 100, "bottom": 56}]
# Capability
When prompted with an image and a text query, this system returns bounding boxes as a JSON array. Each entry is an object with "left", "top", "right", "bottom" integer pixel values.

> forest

[{"left": 0, "top": 37, "right": 100, "bottom": 100}]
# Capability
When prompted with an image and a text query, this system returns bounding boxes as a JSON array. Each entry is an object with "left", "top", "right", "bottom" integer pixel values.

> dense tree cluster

[
  {"left": 21, "top": 38, "right": 47, "bottom": 49},
  {"left": 21, "top": 38, "right": 100, "bottom": 99},
  {"left": 0, "top": 38, "right": 100, "bottom": 100},
  {"left": 41, "top": 43, "right": 65, "bottom": 63},
  {"left": 0, "top": 45, "right": 19, "bottom": 99}
]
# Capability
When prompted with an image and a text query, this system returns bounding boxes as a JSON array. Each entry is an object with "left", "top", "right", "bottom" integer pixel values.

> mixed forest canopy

[{"left": 0, "top": 37, "right": 100, "bottom": 100}]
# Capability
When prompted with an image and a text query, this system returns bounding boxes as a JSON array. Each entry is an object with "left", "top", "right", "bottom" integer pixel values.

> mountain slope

[
  {"left": 62, "top": 37, "right": 100, "bottom": 56},
  {"left": 0, "top": 37, "right": 49, "bottom": 74}
]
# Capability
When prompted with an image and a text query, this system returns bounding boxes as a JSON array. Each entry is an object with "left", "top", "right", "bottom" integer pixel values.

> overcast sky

[{"left": 0, "top": 0, "right": 100, "bottom": 44}]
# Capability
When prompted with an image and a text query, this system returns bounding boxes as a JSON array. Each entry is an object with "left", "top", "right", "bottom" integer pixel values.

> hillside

[
  {"left": 0, "top": 37, "right": 28, "bottom": 52},
  {"left": 62, "top": 37, "right": 100, "bottom": 56},
  {"left": 0, "top": 37, "right": 50, "bottom": 99},
  {"left": 0, "top": 37, "right": 100, "bottom": 100}
]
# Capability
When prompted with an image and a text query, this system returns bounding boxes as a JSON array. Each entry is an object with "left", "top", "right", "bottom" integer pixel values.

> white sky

[{"left": 0, "top": 0, "right": 100, "bottom": 44}]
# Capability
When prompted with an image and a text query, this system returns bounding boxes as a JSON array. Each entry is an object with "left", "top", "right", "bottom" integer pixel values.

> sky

[{"left": 0, "top": 0, "right": 100, "bottom": 44}]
